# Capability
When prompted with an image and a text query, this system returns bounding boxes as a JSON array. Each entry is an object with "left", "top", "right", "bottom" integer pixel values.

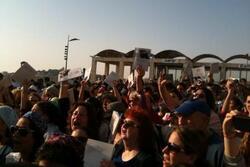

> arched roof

[
  {"left": 224, "top": 54, "right": 249, "bottom": 63},
  {"left": 155, "top": 50, "right": 190, "bottom": 60},
  {"left": 95, "top": 49, "right": 126, "bottom": 58},
  {"left": 126, "top": 50, "right": 135, "bottom": 58},
  {"left": 192, "top": 54, "right": 223, "bottom": 63}
]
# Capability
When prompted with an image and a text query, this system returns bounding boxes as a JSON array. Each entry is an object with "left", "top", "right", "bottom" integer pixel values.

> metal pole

[
  {"left": 65, "top": 35, "right": 70, "bottom": 70},
  {"left": 246, "top": 54, "right": 249, "bottom": 81}
]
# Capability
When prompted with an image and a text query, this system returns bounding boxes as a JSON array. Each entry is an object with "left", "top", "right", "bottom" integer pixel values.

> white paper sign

[
  {"left": 192, "top": 66, "right": 206, "bottom": 80},
  {"left": 132, "top": 48, "right": 150, "bottom": 71},
  {"left": 104, "top": 71, "right": 119, "bottom": 87},
  {"left": 109, "top": 111, "right": 121, "bottom": 136},
  {"left": 58, "top": 68, "right": 83, "bottom": 82},
  {"left": 127, "top": 72, "right": 134, "bottom": 88},
  {"left": 84, "top": 139, "right": 114, "bottom": 167},
  {"left": 12, "top": 62, "right": 36, "bottom": 83},
  {"left": 83, "top": 68, "right": 91, "bottom": 81}
]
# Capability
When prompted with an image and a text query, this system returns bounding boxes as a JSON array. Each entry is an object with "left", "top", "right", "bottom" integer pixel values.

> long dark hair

[{"left": 69, "top": 102, "right": 99, "bottom": 139}]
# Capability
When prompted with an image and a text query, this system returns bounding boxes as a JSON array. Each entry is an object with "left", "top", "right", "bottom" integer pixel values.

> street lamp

[{"left": 64, "top": 35, "right": 80, "bottom": 70}]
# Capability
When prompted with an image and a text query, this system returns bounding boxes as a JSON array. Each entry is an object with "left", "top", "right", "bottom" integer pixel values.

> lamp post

[{"left": 64, "top": 35, "right": 80, "bottom": 70}]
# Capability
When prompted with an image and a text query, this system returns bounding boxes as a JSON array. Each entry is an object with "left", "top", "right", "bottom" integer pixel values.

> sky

[{"left": 0, "top": 0, "right": 250, "bottom": 73}]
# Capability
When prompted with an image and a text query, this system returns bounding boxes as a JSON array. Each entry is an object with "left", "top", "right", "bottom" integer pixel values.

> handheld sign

[
  {"left": 109, "top": 111, "right": 121, "bottom": 136},
  {"left": 127, "top": 72, "right": 134, "bottom": 88},
  {"left": 83, "top": 68, "right": 92, "bottom": 81},
  {"left": 84, "top": 139, "right": 114, "bottom": 167},
  {"left": 104, "top": 71, "right": 119, "bottom": 87},
  {"left": 58, "top": 67, "right": 83, "bottom": 82},
  {"left": 192, "top": 66, "right": 206, "bottom": 81},
  {"left": 132, "top": 48, "right": 150, "bottom": 71}
]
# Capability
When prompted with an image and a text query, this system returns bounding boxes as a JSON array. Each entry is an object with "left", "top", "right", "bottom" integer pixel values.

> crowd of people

[{"left": 0, "top": 65, "right": 250, "bottom": 167}]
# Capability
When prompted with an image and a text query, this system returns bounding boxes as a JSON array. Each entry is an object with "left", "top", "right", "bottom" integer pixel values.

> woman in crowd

[
  {"left": 98, "top": 93, "right": 117, "bottom": 142},
  {"left": 0, "top": 106, "right": 18, "bottom": 165},
  {"left": 7, "top": 111, "right": 46, "bottom": 163},
  {"left": 69, "top": 102, "right": 99, "bottom": 140},
  {"left": 100, "top": 107, "right": 161, "bottom": 167},
  {"left": 162, "top": 127, "right": 208, "bottom": 167}
]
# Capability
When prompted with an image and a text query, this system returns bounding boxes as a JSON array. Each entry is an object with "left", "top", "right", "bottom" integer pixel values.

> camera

[{"left": 232, "top": 115, "right": 250, "bottom": 132}]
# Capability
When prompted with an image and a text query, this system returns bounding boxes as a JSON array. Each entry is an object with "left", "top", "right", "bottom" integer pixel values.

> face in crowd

[
  {"left": 71, "top": 105, "right": 88, "bottom": 131},
  {"left": 162, "top": 127, "right": 206, "bottom": 167},
  {"left": 245, "top": 95, "right": 250, "bottom": 115}
]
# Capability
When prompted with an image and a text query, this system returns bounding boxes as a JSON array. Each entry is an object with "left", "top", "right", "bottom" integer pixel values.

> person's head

[
  {"left": 128, "top": 91, "right": 141, "bottom": 108},
  {"left": 229, "top": 96, "right": 244, "bottom": 112},
  {"left": 121, "top": 107, "right": 154, "bottom": 153},
  {"left": 42, "top": 85, "right": 59, "bottom": 101},
  {"left": 240, "top": 78, "right": 247, "bottom": 86},
  {"left": 32, "top": 101, "right": 65, "bottom": 133},
  {"left": 207, "top": 72, "right": 214, "bottom": 84},
  {"left": 0, "top": 106, "right": 18, "bottom": 145},
  {"left": 175, "top": 100, "right": 211, "bottom": 131},
  {"left": 176, "top": 83, "right": 185, "bottom": 95},
  {"left": 11, "top": 111, "right": 46, "bottom": 161},
  {"left": 70, "top": 102, "right": 97, "bottom": 139},
  {"left": 36, "top": 135, "right": 83, "bottom": 167},
  {"left": 162, "top": 127, "right": 207, "bottom": 167},
  {"left": 28, "top": 92, "right": 41, "bottom": 106},
  {"left": 245, "top": 95, "right": 250, "bottom": 116},
  {"left": 192, "top": 87, "right": 216, "bottom": 111},
  {"left": 101, "top": 93, "right": 117, "bottom": 112}
]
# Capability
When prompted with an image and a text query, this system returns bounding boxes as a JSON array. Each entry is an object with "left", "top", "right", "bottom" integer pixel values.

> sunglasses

[
  {"left": 10, "top": 126, "right": 34, "bottom": 137},
  {"left": 165, "top": 142, "right": 185, "bottom": 153},
  {"left": 122, "top": 120, "right": 139, "bottom": 129}
]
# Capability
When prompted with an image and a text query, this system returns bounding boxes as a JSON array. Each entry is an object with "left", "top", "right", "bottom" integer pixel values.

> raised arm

[
  {"left": 78, "top": 79, "right": 88, "bottom": 102},
  {"left": 223, "top": 111, "right": 246, "bottom": 166},
  {"left": 136, "top": 65, "right": 145, "bottom": 94},
  {"left": 157, "top": 73, "right": 181, "bottom": 111},
  {"left": 59, "top": 81, "right": 69, "bottom": 99},
  {"left": 221, "top": 80, "right": 234, "bottom": 117},
  {"left": 112, "top": 80, "right": 122, "bottom": 102}
]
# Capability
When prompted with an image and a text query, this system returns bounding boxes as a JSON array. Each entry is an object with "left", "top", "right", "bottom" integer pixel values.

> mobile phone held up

[{"left": 232, "top": 115, "right": 250, "bottom": 132}]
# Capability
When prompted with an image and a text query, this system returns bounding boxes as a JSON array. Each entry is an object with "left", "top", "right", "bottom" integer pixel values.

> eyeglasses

[
  {"left": 10, "top": 126, "right": 34, "bottom": 137},
  {"left": 122, "top": 120, "right": 139, "bottom": 129},
  {"left": 165, "top": 142, "right": 185, "bottom": 153}
]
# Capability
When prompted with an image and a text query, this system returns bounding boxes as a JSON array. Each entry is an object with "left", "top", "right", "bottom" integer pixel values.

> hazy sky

[{"left": 1, "top": 0, "right": 250, "bottom": 73}]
